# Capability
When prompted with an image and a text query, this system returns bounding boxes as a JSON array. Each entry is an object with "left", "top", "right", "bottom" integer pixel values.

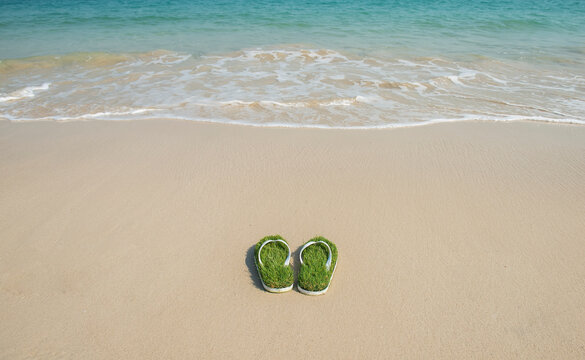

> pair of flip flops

[{"left": 254, "top": 235, "right": 338, "bottom": 295}]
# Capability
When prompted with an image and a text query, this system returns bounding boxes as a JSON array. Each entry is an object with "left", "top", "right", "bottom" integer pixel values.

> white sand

[{"left": 1, "top": 120, "right": 584, "bottom": 359}]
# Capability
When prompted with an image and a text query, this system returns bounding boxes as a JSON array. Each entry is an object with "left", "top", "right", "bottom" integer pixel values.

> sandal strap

[
  {"left": 258, "top": 239, "right": 291, "bottom": 267},
  {"left": 299, "top": 240, "right": 332, "bottom": 271}
]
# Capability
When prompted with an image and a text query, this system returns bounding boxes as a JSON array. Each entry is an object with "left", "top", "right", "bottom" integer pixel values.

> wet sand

[{"left": 1, "top": 120, "right": 584, "bottom": 359}]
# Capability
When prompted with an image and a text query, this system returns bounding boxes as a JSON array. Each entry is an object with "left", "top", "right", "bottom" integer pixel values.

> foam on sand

[
  {"left": 0, "top": 83, "right": 50, "bottom": 103},
  {"left": 1, "top": 47, "right": 584, "bottom": 128}
]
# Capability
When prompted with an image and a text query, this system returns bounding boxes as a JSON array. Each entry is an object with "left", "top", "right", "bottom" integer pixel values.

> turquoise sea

[{"left": 1, "top": 0, "right": 584, "bottom": 127}]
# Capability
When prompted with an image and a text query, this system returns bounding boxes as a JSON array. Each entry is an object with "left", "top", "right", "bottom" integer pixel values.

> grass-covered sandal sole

[
  {"left": 254, "top": 235, "right": 294, "bottom": 293},
  {"left": 298, "top": 236, "right": 338, "bottom": 296}
]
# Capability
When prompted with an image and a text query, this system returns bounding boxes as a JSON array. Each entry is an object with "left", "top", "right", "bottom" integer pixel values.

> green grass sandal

[
  {"left": 254, "top": 235, "right": 294, "bottom": 293},
  {"left": 298, "top": 236, "right": 338, "bottom": 295}
]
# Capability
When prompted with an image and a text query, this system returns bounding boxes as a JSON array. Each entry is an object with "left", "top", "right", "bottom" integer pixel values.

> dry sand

[{"left": 1, "top": 120, "right": 584, "bottom": 359}]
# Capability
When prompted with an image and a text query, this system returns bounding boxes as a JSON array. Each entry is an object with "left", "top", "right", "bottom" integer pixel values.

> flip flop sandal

[
  {"left": 298, "top": 236, "right": 338, "bottom": 295},
  {"left": 254, "top": 235, "right": 294, "bottom": 293}
]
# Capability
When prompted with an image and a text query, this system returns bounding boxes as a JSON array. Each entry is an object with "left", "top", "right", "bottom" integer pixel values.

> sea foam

[
  {"left": 1, "top": 48, "right": 584, "bottom": 129},
  {"left": 0, "top": 83, "right": 50, "bottom": 103}
]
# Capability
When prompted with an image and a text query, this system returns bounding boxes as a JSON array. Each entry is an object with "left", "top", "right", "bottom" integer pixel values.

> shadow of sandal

[{"left": 246, "top": 245, "right": 264, "bottom": 291}]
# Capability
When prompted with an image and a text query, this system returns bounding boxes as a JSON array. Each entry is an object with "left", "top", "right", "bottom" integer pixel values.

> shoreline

[
  {"left": 1, "top": 119, "right": 584, "bottom": 359},
  {"left": 3, "top": 115, "right": 585, "bottom": 130}
]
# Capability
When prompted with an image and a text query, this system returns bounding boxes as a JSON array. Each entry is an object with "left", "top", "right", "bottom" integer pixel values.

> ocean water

[{"left": 1, "top": 0, "right": 585, "bottom": 128}]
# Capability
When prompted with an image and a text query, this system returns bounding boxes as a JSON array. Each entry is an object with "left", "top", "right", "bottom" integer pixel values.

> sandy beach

[{"left": 1, "top": 119, "right": 584, "bottom": 359}]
